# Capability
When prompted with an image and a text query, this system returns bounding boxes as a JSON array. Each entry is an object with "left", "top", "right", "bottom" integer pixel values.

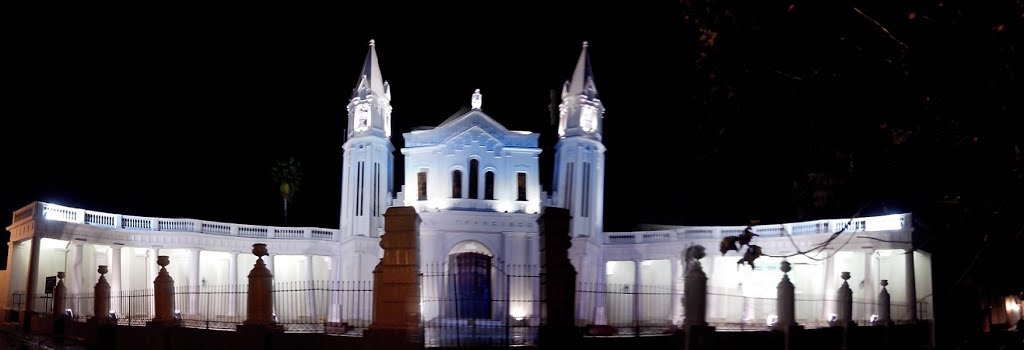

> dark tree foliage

[{"left": 679, "top": 0, "right": 1022, "bottom": 344}]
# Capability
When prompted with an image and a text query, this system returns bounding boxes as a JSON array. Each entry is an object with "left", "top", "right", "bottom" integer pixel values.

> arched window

[
  {"left": 468, "top": 159, "right": 479, "bottom": 199},
  {"left": 485, "top": 171, "right": 495, "bottom": 200},
  {"left": 451, "top": 170, "right": 463, "bottom": 198}
]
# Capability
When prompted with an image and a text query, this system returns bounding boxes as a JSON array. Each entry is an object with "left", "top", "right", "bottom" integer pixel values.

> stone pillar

[
  {"left": 684, "top": 255, "right": 708, "bottom": 326},
  {"left": 150, "top": 256, "right": 177, "bottom": 326},
  {"left": 305, "top": 255, "right": 316, "bottom": 317},
  {"left": 775, "top": 261, "right": 802, "bottom": 350},
  {"left": 537, "top": 207, "right": 579, "bottom": 347},
  {"left": 20, "top": 236, "right": 41, "bottom": 328},
  {"left": 188, "top": 248, "right": 200, "bottom": 314},
  {"left": 242, "top": 243, "right": 275, "bottom": 328},
  {"left": 905, "top": 250, "right": 918, "bottom": 322},
  {"left": 71, "top": 243, "right": 84, "bottom": 293},
  {"left": 822, "top": 253, "right": 836, "bottom": 323},
  {"left": 671, "top": 256, "right": 682, "bottom": 324},
  {"left": 109, "top": 246, "right": 122, "bottom": 313},
  {"left": 71, "top": 242, "right": 84, "bottom": 315},
  {"left": 776, "top": 261, "right": 796, "bottom": 328},
  {"left": 633, "top": 258, "right": 643, "bottom": 328},
  {"left": 366, "top": 207, "right": 421, "bottom": 350},
  {"left": 53, "top": 272, "right": 66, "bottom": 318},
  {"left": 228, "top": 251, "right": 239, "bottom": 316},
  {"left": 683, "top": 247, "right": 713, "bottom": 350},
  {"left": 147, "top": 249, "right": 158, "bottom": 315},
  {"left": 877, "top": 280, "right": 892, "bottom": 326},
  {"left": 863, "top": 251, "right": 875, "bottom": 320},
  {"left": 92, "top": 266, "right": 111, "bottom": 323},
  {"left": 329, "top": 256, "right": 343, "bottom": 323},
  {"left": 836, "top": 271, "right": 854, "bottom": 327}
]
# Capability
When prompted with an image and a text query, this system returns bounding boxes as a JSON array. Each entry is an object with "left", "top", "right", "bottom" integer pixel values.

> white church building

[{"left": 1, "top": 40, "right": 932, "bottom": 330}]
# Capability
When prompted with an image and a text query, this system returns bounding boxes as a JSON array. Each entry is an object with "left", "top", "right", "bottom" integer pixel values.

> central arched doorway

[
  {"left": 448, "top": 252, "right": 492, "bottom": 319},
  {"left": 445, "top": 241, "right": 493, "bottom": 319}
]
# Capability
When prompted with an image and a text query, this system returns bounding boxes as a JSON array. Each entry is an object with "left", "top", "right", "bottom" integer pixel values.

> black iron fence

[
  {"left": 421, "top": 260, "right": 540, "bottom": 348},
  {"left": 576, "top": 282, "right": 678, "bottom": 336},
  {"left": 6, "top": 281, "right": 371, "bottom": 335}
]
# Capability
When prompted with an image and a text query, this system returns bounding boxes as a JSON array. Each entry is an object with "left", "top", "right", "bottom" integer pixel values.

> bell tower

[
  {"left": 553, "top": 41, "right": 606, "bottom": 238},
  {"left": 339, "top": 40, "right": 394, "bottom": 281}
]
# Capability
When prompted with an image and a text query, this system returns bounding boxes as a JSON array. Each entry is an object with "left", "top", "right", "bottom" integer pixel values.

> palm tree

[{"left": 271, "top": 157, "right": 302, "bottom": 225}]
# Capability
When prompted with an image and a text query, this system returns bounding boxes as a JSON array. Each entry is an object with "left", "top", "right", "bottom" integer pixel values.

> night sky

[
  {"left": 3, "top": 2, "right": 1021, "bottom": 343},
  {"left": 5, "top": 2, "right": 1018, "bottom": 231}
]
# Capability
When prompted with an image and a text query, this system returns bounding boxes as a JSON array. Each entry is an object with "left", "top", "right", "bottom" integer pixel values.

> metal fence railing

[
  {"left": 576, "top": 283, "right": 678, "bottom": 336},
  {"left": 421, "top": 261, "right": 541, "bottom": 348}
]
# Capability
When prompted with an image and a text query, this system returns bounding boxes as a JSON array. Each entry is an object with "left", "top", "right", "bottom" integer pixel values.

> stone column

[
  {"left": 53, "top": 272, "right": 66, "bottom": 318},
  {"left": 109, "top": 246, "right": 122, "bottom": 313},
  {"left": 228, "top": 251, "right": 239, "bottom": 316},
  {"left": 71, "top": 242, "right": 84, "bottom": 315},
  {"left": 188, "top": 248, "right": 200, "bottom": 314},
  {"left": 905, "top": 250, "right": 918, "bottom": 322},
  {"left": 836, "top": 271, "right": 853, "bottom": 327},
  {"left": 20, "top": 236, "right": 41, "bottom": 327},
  {"left": 670, "top": 256, "right": 682, "bottom": 324},
  {"left": 92, "top": 266, "right": 111, "bottom": 323},
  {"left": 150, "top": 256, "right": 177, "bottom": 326},
  {"left": 822, "top": 253, "right": 836, "bottom": 323},
  {"left": 305, "top": 255, "right": 316, "bottom": 317},
  {"left": 633, "top": 258, "right": 643, "bottom": 328},
  {"left": 863, "top": 251, "right": 875, "bottom": 320},
  {"left": 242, "top": 243, "right": 275, "bottom": 327},
  {"left": 537, "top": 207, "right": 579, "bottom": 347},
  {"left": 146, "top": 249, "right": 158, "bottom": 315},
  {"left": 877, "top": 280, "right": 892, "bottom": 326},
  {"left": 683, "top": 247, "right": 713, "bottom": 350},
  {"left": 329, "top": 256, "right": 342, "bottom": 323},
  {"left": 684, "top": 255, "right": 708, "bottom": 326},
  {"left": 775, "top": 261, "right": 802, "bottom": 350},
  {"left": 366, "top": 207, "right": 422, "bottom": 350},
  {"left": 776, "top": 261, "right": 796, "bottom": 328}
]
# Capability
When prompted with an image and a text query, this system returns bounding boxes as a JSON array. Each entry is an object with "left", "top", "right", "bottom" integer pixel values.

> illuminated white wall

[{"left": 400, "top": 110, "right": 542, "bottom": 214}]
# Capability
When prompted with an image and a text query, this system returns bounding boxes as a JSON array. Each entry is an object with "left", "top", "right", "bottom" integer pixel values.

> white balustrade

[{"left": 31, "top": 202, "right": 341, "bottom": 242}]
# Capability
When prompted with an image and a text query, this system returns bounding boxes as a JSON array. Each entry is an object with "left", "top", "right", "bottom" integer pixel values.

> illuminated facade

[{"left": 1, "top": 41, "right": 932, "bottom": 328}]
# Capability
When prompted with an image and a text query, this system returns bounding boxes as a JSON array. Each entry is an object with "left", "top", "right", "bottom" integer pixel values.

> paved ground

[{"left": 0, "top": 323, "right": 88, "bottom": 350}]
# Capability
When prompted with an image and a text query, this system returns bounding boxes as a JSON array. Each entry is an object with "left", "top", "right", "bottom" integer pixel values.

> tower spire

[
  {"left": 566, "top": 41, "right": 598, "bottom": 98},
  {"left": 355, "top": 39, "right": 386, "bottom": 97}
]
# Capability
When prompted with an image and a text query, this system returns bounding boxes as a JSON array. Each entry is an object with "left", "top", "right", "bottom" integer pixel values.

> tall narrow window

[
  {"left": 565, "top": 163, "right": 574, "bottom": 211},
  {"left": 417, "top": 171, "right": 428, "bottom": 200},
  {"left": 373, "top": 163, "right": 380, "bottom": 217},
  {"left": 516, "top": 172, "right": 527, "bottom": 201},
  {"left": 451, "top": 170, "right": 463, "bottom": 198},
  {"left": 357, "top": 161, "right": 365, "bottom": 216},
  {"left": 484, "top": 171, "right": 495, "bottom": 200},
  {"left": 468, "top": 159, "right": 479, "bottom": 199},
  {"left": 585, "top": 162, "right": 592, "bottom": 217}
]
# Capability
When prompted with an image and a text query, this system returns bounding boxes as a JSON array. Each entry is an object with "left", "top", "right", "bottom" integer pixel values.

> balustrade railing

[
  {"left": 19, "top": 202, "right": 340, "bottom": 241},
  {"left": 604, "top": 213, "right": 911, "bottom": 245}
]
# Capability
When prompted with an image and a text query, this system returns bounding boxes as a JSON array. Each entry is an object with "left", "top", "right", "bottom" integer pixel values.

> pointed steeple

[
  {"left": 566, "top": 41, "right": 598, "bottom": 98},
  {"left": 354, "top": 39, "right": 386, "bottom": 98}
]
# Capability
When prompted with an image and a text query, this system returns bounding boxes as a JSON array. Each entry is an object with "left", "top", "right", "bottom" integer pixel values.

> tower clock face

[
  {"left": 580, "top": 105, "right": 598, "bottom": 132},
  {"left": 355, "top": 103, "right": 371, "bottom": 131}
]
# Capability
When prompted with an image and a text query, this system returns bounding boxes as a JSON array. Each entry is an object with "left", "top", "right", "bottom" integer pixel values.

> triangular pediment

[{"left": 403, "top": 110, "right": 538, "bottom": 149}]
